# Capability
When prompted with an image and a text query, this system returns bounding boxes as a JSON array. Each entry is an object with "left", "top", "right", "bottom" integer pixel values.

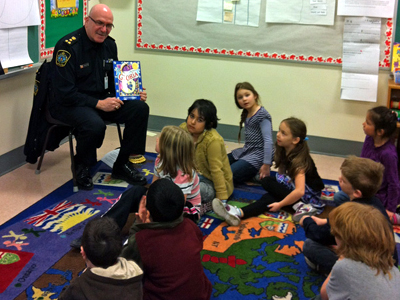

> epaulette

[{"left": 63, "top": 36, "right": 79, "bottom": 46}]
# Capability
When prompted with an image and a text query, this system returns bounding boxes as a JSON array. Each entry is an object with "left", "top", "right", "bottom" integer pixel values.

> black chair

[{"left": 35, "top": 102, "right": 123, "bottom": 192}]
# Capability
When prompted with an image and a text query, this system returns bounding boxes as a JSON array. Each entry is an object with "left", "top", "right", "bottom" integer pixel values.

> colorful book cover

[
  {"left": 392, "top": 43, "right": 400, "bottom": 72},
  {"left": 113, "top": 61, "right": 142, "bottom": 100}
]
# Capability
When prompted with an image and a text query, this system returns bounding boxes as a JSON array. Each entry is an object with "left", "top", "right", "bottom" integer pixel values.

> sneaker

[
  {"left": 390, "top": 213, "right": 400, "bottom": 225},
  {"left": 112, "top": 162, "right": 147, "bottom": 186},
  {"left": 292, "top": 203, "right": 318, "bottom": 222},
  {"left": 129, "top": 154, "right": 146, "bottom": 164},
  {"left": 212, "top": 198, "right": 241, "bottom": 226},
  {"left": 292, "top": 202, "right": 303, "bottom": 211},
  {"left": 75, "top": 164, "right": 93, "bottom": 190}
]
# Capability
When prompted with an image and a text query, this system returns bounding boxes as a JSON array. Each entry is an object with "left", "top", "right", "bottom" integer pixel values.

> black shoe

[
  {"left": 70, "top": 237, "right": 82, "bottom": 249},
  {"left": 111, "top": 162, "right": 147, "bottom": 186},
  {"left": 75, "top": 164, "right": 93, "bottom": 190}
]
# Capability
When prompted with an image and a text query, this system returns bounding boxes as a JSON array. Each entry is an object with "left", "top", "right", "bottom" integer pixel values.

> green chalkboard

[
  {"left": 395, "top": 3, "right": 400, "bottom": 43},
  {"left": 2, "top": 0, "right": 85, "bottom": 77},
  {"left": 44, "top": 0, "right": 84, "bottom": 49},
  {"left": 28, "top": 26, "right": 39, "bottom": 64}
]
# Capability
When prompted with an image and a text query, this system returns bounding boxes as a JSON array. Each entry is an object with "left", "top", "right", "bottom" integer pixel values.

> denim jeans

[
  {"left": 333, "top": 190, "right": 350, "bottom": 207},
  {"left": 228, "top": 153, "right": 258, "bottom": 184},
  {"left": 303, "top": 238, "right": 338, "bottom": 274},
  {"left": 198, "top": 175, "right": 215, "bottom": 203}
]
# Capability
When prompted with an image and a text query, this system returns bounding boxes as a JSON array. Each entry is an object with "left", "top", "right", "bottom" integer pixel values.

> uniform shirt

[{"left": 51, "top": 26, "right": 118, "bottom": 108}]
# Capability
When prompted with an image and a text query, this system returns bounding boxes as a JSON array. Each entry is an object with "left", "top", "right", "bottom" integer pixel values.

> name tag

[{"left": 104, "top": 74, "right": 108, "bottom": 89}]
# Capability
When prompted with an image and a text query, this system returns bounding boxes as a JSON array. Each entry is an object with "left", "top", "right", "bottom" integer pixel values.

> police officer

[{"left": 50, "top": 4, "right": 148, "bottom": 190}]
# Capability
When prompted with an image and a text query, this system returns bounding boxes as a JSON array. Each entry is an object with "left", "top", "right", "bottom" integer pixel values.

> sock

[
  {"left": 226, "top": 204, "right": 242, "bottom": 218},
  {"left": 221, "top": 199, "right": 227, "bottom": 205}
]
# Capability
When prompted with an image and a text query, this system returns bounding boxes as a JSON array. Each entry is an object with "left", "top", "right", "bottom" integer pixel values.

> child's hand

[
  {"left": 135, "top": 196, "right": 151, "bottom": 223},
  {"left": 311, "top": 216, "right": 328, "bottom": 226},
  {"left": 259, "top": 164, "right": 270, "bottom": 179},
  {"left": 268, "top": 202, "right": 281, "bottom": 212}
]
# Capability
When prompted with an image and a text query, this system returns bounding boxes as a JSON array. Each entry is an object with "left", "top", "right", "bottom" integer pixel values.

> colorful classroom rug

[
  {"left": 4, "top": 152, "right": 394, "bottom": 300},
  {"left": 199, "top": 186, "right": 325, "bottom": 300},
  {"left": 0, "top": 153, "right": 158, "bottom": 300}
]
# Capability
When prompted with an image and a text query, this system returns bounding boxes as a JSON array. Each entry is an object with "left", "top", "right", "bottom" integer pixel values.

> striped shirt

[
  {"left": 154, "top": 157, "right": 201, "bottom": 207},
  {"left": 231, "top": 106, "right": 274, "bottom": 170}
]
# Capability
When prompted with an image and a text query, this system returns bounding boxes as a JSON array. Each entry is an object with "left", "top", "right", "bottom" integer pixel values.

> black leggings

[
  {"left": 102, "top": 184, "right": 200, "bottom": 228},
  {"left": 102, "top": 185, "right": 147, "bottom": 229},
  {"left": 241, "top": 176, "right": 292, "bottom": 219}
]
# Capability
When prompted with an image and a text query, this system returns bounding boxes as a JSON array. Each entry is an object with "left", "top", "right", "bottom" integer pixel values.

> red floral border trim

[
  {"left": 39, "top": 0, "right": 88, "bottom": 59},
  {"left": 136, "top": 0, "right": 392, "bottom": 67}
]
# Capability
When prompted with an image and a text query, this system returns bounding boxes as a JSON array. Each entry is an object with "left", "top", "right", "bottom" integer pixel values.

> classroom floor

[{"left": 0, "top": 126, "right": 345, "bottom": 226}]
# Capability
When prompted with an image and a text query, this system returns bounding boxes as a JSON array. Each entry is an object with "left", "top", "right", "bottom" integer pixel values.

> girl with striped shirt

[{"left": 229, "top": 82, "right": 274, "bottom": 184}]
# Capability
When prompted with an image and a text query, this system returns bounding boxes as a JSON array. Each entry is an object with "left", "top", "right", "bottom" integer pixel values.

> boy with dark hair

[
  {"left": 59, "top": 217, "right": 143, "bottom": 300},
  {"left": 121, "top": 178, "right": 212, "bottom": 300},
  {"left": 300, "top": 156, "right": 398, "bottom": 275}
]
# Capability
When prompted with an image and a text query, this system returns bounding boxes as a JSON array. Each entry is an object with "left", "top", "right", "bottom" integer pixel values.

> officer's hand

[
  {"left": 140, "top": 88, "right": 147, "bottom": 102},
  {"left": 96, "top": 97, "right": 124, "bottom": 112}
]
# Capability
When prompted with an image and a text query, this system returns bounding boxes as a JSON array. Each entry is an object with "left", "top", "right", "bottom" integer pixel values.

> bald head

[
  {"left": 89, "top": 4, "right": 113, "bottom": 18},
  {"left": 85, "top": 4, "right": 114, "bottom": 43}
]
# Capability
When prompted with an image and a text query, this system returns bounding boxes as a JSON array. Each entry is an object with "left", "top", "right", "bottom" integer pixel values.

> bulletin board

[
  {"left": 39, "top": 0, "right": 88, "bottom": 59},
  {"left": 135, "top": 0, "right": 393, "bottom": 67}
]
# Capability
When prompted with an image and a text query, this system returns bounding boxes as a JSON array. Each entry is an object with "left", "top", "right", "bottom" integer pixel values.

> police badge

[{"left": 56, "top": 50, "right": 71, "bottom": 67}]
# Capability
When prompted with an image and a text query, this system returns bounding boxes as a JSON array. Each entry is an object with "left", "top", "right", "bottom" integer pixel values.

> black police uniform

[{"left": 49, "top": 27, "right": 149, "bottom": 170}]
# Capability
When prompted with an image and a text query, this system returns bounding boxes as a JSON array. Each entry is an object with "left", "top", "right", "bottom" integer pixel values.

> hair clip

[{"left": 304, "top": 137, "right": 309, "bottom": 141}]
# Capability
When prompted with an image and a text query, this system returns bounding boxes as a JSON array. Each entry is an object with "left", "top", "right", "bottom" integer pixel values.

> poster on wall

[
  {"left": 50, "top": 0, "right": 79, "bottom": 18},
  {"left": 40, "top": 0, "right": 87, "bottom": 58}
]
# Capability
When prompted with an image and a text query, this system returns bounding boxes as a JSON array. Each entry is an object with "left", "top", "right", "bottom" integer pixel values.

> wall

[
  {"left": 0, "top": 0, "right": 391, "bottom": 170},
  {"left": 0, "top": 71, "right": 36, "bottom": 156},
  {"left": 108, "top": 0, "right": 389, "bottom": 142}
]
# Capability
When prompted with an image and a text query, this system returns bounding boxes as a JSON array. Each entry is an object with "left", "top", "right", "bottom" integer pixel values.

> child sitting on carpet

[
  {"left": 311, "top": 202, "right": 400, "bottom": 300},
  {"left": 59, "top": 217, "right": 143, "bottom": 300},
  {"left": 228, "top": 82, "right": 274, "bottom": 184},
  {"left": 152, "top": 125, "right": 201, "bottom": 221},
  {"left": 121, "top": 179, "right": 212, "bottom": 300},
  {"left": 300, "top": 156, "right": 398, "bottom": 275},
  {"left": 333, "top": 106, "right": 400, "bottom": 224},
  {"left": 103, "top": 125, "right": 201, "bottom": 225},
  {"left": 180, "top": 99, "right": 233, "bottom": 206},
  {"left": 70, "top": 126, "right": 201, "bottom": 249},
  {"left": 213, "top": 117, "right": 325, "bottom": 226}
]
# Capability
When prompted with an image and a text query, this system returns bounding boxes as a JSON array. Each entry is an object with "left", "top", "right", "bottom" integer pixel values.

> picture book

[
  {"left": 113, "top": 61, "right": 142, "bottom": 100},
  {"left": 392, "top": 43, "right": 400, "bottom": 72}
]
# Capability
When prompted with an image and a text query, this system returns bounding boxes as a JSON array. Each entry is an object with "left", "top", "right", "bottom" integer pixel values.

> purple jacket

[{"left": 361, "top": 135, "right": 400, "bottom": 212}]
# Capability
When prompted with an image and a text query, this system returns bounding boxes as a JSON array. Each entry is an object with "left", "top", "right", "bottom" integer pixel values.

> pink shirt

[{"left": 154, "top": 157, "right": 201, "bottom": 207}]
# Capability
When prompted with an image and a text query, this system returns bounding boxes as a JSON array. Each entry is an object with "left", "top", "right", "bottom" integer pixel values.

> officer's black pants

[{"left": 50, "top": 100, "right": 149, "bottom": 167}]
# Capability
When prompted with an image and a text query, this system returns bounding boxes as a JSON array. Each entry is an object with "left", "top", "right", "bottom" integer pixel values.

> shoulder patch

[{"left": 56, "top": 50, "right": 71, "bottom": 67}]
